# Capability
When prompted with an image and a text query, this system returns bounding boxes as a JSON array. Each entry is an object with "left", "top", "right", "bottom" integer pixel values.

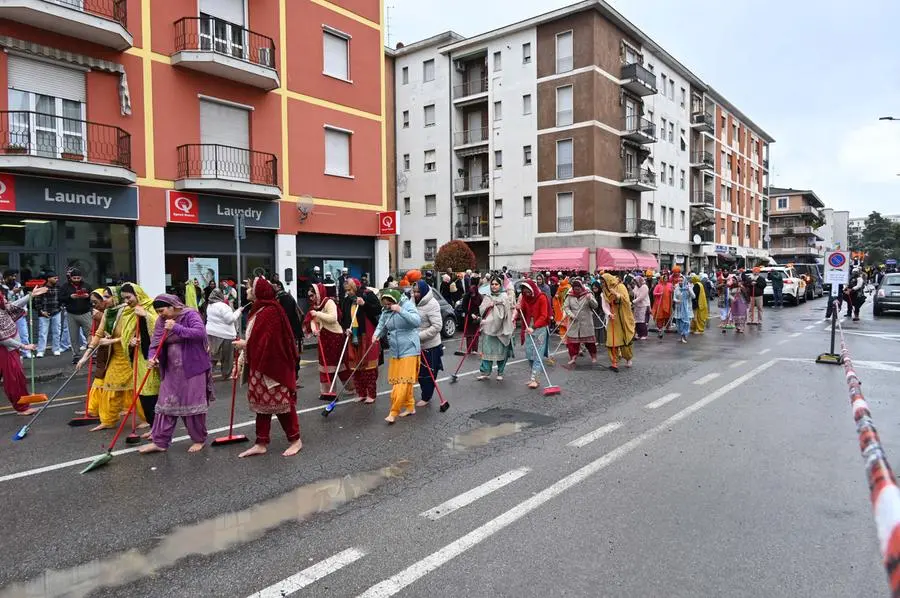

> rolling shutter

[
  {"left": 199, "top": 0, "right": 244, "bottom": 25},
  {"left": 7, "top": 55, "right": 86, "bottom": 102},
  {"left": 200, "top": 100, "right": 249, "bottom": 148}
]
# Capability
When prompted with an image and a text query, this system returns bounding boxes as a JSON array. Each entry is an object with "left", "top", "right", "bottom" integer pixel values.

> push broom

[
  {"left": 20, "top": 295, "right": 48, "bottom": 405},
  {"left": 81, "top": 330, "right": 168, "bottom": 474},
  {"left": 518, "top": 308, "right": 561, "bottom": 396},
  {"left": 322, "top": 338, "right": 380, "bottom": 417},
  {"left": 212, "top": 349, "right": 248, "bottom": 446},
  {"left": 420, "top": 350, "right": 449, "bottom": 412},
  {"left": 315, "top": 334, "right": 337, "bottom": 401},
  {"left": 319, "top": 335, "right": 349, "bottom": 401},
  {"left": 68, "top": 319, "right": 100, "bottom": 426},
  {"left": 124, "top": 341, "right": 141, "bottom": 444},
  {"left": 449, "top": 330, "right": 480, "bottom": 383},
  {"left": 13, "top": 350, "right": 95, "bottom": 440}
]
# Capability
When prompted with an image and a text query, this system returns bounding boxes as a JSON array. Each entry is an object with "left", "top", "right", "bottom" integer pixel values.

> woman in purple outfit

[{"left": 139, "top": 294, "right": 215, "bottom": 454}]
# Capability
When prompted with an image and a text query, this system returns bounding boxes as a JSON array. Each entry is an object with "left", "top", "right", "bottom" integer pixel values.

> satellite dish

[
  {"left": 297, "top": 195, "right": 314, "bottom": 222},
  {"left": 692, "top": 234, "right": 702, "bottom": 244}
]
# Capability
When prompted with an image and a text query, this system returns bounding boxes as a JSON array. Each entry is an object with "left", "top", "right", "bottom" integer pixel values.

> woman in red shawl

[
  {"left": 651, "top": 273, "right": 673, "bottom": 339},
  {"left": 234, "top": 277, "right": 301, "bottom": 458},
  {"left": 304, "top": 282, "right": 347, "bottom": 396},
  {"left": 516, "top": 279, "right": 550, "bottom": 389},
  {"left": 0, "top": 286, "right": 45, "bottom": 415}
]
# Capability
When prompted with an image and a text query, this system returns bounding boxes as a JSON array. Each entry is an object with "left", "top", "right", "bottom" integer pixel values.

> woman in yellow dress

[
  {"left": 118, "top": 283, "right": 160, "bottom": 439},
  {"left": 83, "top": 288, "right": 119, "bottom": 418}
]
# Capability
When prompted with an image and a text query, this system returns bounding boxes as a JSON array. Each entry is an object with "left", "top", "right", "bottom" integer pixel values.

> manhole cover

[{"left": 471, "top": 408, "right": 555, "bottom": 428}]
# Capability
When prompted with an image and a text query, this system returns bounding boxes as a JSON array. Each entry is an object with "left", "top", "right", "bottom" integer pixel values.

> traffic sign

[{"left": 824, "top": 251, "right": 850, "bottom": 288}]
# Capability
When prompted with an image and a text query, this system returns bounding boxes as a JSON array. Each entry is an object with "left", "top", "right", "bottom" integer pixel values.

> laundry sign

[
  {"left": 0, "top": 173, "right": 138, "bottom": 220},
  {"left": 166, "top": 190, "right": 280, "bottom": 230}
]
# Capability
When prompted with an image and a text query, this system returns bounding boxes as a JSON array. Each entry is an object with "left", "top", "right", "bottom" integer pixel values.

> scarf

[
  {"left": 97, "top": 286, "right": 123, "bottom": 337},
  {"left": 569, "top": 278, "right": 589, "bottom": 298},
  {"left": 152, "top": 293, "right": 187, "bottom": 310},
  {"left": 302, "top": 282, "right": 330, "bottom": 334},
  {"left": 346, "top": 278, "right": 362, "bottom": 345},
  {"left": 247, "top": 277, "right": 298, "bottom": 390},
  {"left": 207, "top": 289, "right": 226, "bottom": 304},
  {"left": 119, "top": 283, "right": 158, "bottom": 353},
  {"left": 185, "top": 282, "right": 198, "bottom": 309},
  {"left": 0, "top": 292, "right": 24, "bottom": 342}
]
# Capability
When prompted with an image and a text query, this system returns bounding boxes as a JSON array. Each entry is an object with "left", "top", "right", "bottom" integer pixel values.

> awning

[
  {"left": 595, "top": 248, "right": 659, "bottom": 271},
  {"left": 531, "top": 247, "right": 589, "bottom": 271}
]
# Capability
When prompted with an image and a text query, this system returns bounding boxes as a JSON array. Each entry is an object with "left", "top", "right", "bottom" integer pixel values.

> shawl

[
  {"left": 601, "top": 272, "right": 636, "bottom": 342},
  {"left": 96, "top": 286, "right": 123, "bottom": 337},
  {"left": 302, "top": 282, "right": 332, "bottom": 334},
  {"left": 150, "top": 295, "right": 211, "bottom": 379},
  {"left": 480, "top": 287, "right": 515, "bottom": 343},
  {"left": 691, "top": 274, "right": 709, "bottom": 323},
  {"left": 674, "top": 280, "right": 694, "bottom": 321},
  {"left": 0, "top": 292, "right": 24, "bottom": 342},
  {"left": 185, "top": 282, "right": 198, "bottom": 309},
  {"left": 207, "top": 289, "right": 226, "bottom": 304},
  {"left": 118, "top": 283, "right": 158, "bottom": 354},
  {"left": 247, "top": 277, "right": 298, "bottom": 390}
]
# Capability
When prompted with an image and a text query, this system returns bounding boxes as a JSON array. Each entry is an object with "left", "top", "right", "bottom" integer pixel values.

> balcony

[
  {"left": 556, "top": 163, "right": 574, "bottom": 180},
  {"left": 690, "top": 110, "right": 715, "bottom": 133},
  {"left": 0, "top": 110, "right": 134, "bottom": 183},
  {"left": 452, "top": 78, "right": 488, "bottom": 104},
  {"left": 172, "top": 17, "right": 279, "bottom": 90},
  {"left": 176, "top": 144, "right": 279, "bottom": 198},
  {"left": 557, "top": 215, "right": 574, "bottom": 233},
  {"left": 767, "top": 226, "right": 824, "bottom": 238},
  {"left": 690, "top": 151, "right": 714, "bottom": 170},
  {"left": 762, "top": 158, "right": 769, "bottom": 170},
  {"left": 773, "top": 205, "right": 822, "bottom": 219},
  {"left": 692, "top": 228, "right": 715, "bottom": 244},
  {"left": 454, "top": 221, "right": 489, "bottom": 240},
  {"left": 620, "top": 62, "right": 657, "bottom": 96},
  {"left": 691, "top": 190, "right": 714, "bottom": 205},
  {"left": 769, "top": 246, "right": 818, "bottom": 257},
  {"left": 453, "top": 127, "right": 488, "bottom": 148},
  {"left": 0, "top": 0, "right": 131, "bottom": 49},
  {"left": 622, "top": 168, "right": 656, "bottom": 191},
  {"left": 622, "top": 115, "right": 657, "bottom": 144},
  {"left": 453, "top": 174, "right": 489, "bottom": 194},
  {"left": 625, "top": 218, "right": 656, "bottom": 236}
]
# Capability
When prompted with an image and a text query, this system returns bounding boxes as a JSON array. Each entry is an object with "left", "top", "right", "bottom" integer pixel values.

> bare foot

[
  {"left": 90, "top": 423, "right": 116, "bottom": 431},
  {"left": 398, "top": 410, "right": 415, "bottom": 418},
  {"left": 188, "top": 443, "right": 204, "bottom": 453},
  {"left": 384, "top": 415, "right": 396, "bottom": 424},
  {"left": 415, "top": 400, "right": 429, "bottom": 407},
  {"left": 527, "top": 381, "right": 539, "bottom": 389},
  {"left": 141, "top": 432, "right": 152, "bottom": 440},
  {"left": 363, "top": 397, "right": 376, "bottom": 404},
  {"left": 136, "top": 422, "right": 150, "bottom": 430},
  {"left": 139, "top": 443, "right": 166, "bottom": 454},
  {"left": 282, "top": 440, "right": 302, "bottom": 457},
  {"left": 356, "top": 396, "right": 367, "bottom": 402},
  {"left": 17, "top": 408, "right": 37, "bottom": 416},
  {"left": 238, "top": 444, "right": 268, "bottom": 458}
]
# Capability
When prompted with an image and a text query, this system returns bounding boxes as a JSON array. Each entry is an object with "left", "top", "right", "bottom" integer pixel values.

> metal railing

[
  {"left": 452, "top": 77, "right": 488, "bottom": 99},
  {"left": 557, "top": 215, "right": 574, "bottom": 232},
  {"left": 691, "top": 110, "right": 715, "bottom": 128},
  {"left": 624, "top": 115, "right": 656, "bottom": 139},
  {"left": 556, "top": 109, "right": 573, "bottom": 126},
  {"left": 691, "top": 151, "right": 714, "bottom": 167},
  {"left": 177, "top": 144, "right": 277, "bottom": 186},
  {"left": 621, "top": 62, "right": 656, "bottom": 90},
  {"left": 0, "top": 110, "right": 131, "bottom": 168},
  {"left": 173, "top": 17, "right": 276, "bottom": 69},
  {"left": 453, "top": 127, "right": 488, "bottom": 146},
  {"left": 453, "top": 174, "right": 489, "bottom": 193},
  {"left": 41, "top": 0, "right": 127, "bottom": 26},
  {"left": 624, "top": 168, "right": 656, "bottom": 186},
  {"left": 691, "top": 190, "right": 714, "bottom": 205},
  {"left": 625, "top": 218, "right": 656, "bottom": 235},
  {"left": 556, "top": 163, "right": 574, "bottom": 179},
  {"left": 454, "top": 222, "right": 489, "bottom": 239},
  {"left": 692, "top": 229, "right": 715, "bottom": 243},
  {"left": 556, "top": 56, "right": 574, "bottom": 73}
]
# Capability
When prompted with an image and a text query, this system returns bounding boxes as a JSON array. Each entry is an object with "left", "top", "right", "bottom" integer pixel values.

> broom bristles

[{"left": 20, "top": 393, "right": 48, "bottom": 405}]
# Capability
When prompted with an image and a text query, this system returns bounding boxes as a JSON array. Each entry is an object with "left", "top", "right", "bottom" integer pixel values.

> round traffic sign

[{"left": 828, "top": 253, "right": 846, "bottom": 268}]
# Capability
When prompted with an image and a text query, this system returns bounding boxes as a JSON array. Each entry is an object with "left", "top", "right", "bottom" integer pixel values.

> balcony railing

[
  {"left": 42, "top": 0, "right": 127, "bottom": 26},
  {"left": 177, "top": 144, "right": 277, "bottom": 186},
  {"left": 557, "top": 215, "right": 574, "bottom": 233},
  {"left": 620, "top": 62, "right": 657, "bottom": 95},
  {"left": 692, "top": 229, "right": 715, "bottom": 243},
  {"left": 454, "top": 221, "right": 489, "bottom": 239},
  {"left": 0, "top": 110, "right": 131, "bottom": 168},
  {"left": 453, "top": 78, "right": 488, "bottom": 99},
  {"left": 691, "top": 151, "right": 714, "bottom": 168},
  {"left": 625, "top": 218, "right": 656, "bottom": 236},
  {"left": 173, "top": 17, "right": 276, "bottom": 69},
  {"left": 556, "top": 56, "right": 574, "bottom": 73},
  {"left": 691, "top": 190, "right": 714, "bottom": 205},
  {"left": 453, "top": 127, "right": 488, "bottom": 146},
  {"left": 768, "top": 226, "right": 818, "bottom": 236},
  {"left": 624, "top": 168, "right": 656, "bottom": 186},
  {"left": 623, "top": 115, "right": 656, "bottom": 141},
  {"left": 453, "top": 174, "right": 489, "bottom": 193},
  {"left": 556, "top": 163, "right": 574, "bottom": 179},
  {"left": 690, "top": 110, "right": 715, "bottom": 130}
]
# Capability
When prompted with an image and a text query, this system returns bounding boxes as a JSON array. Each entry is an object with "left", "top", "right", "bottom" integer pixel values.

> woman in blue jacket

[{"left": 373, "top": 288, "right": 421, "bottom": 423}]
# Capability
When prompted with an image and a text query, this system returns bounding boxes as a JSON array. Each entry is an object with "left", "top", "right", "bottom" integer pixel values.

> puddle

[
  {"left": 448, "top": 422, "right": 531, "bottom": 450},
  {"left": 0, "top": 462, "right": 407, "bottom": 598}
]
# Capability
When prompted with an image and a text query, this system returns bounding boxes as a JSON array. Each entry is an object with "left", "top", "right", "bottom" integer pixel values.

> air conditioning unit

[
  {"left": 454, "top": 60, "right": 466, "bottom": 72},
  {"left": 258, "top": 47, "right": 272, "bottom": 66}
]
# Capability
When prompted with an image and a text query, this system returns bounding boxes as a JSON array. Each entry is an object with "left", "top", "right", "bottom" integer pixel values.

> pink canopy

[
  {"left": 530, "top": 247, "right": 590, "bottom": 271},
  {"left": 596, "top": 248, "right": 659, "bottom": 271}
]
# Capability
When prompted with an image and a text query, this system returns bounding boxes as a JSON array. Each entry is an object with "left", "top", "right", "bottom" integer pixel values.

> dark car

[
  {"left": 792, "top": 263, "right": 824, "bottom": 299},
  {"left": 874, "top": 273, "right": 900, "bottom": 316}
]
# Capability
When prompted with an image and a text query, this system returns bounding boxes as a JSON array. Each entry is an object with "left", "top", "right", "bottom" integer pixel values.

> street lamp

[{"left": 879, "top": 116, "right": 898, "bottom": 121}]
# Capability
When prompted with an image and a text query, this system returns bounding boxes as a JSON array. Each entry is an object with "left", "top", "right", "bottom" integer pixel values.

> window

[
  {"left": 402, "top": 110, "right": 409, "bottom": 128},
  {"left": 323, "top": 29, "right": 350, "bottom": 80},
  {"left": 424, "top": 239, "right": 437, "bottom": 261},
  {"left": 668, "top": 79, "right": 674, "bottom": 100},
  {"left": 660, "top": 206, "right": 667, "bottom": 227},
  {"left": 425, "top": 194, "right": 436, "bottom": 216},
  {"left": 680, "top": 87, "right": 686, "bottom": 108},
  {"left": 680, "top": 128, "right": 687, "bottom": 151},
  {"left": 745, "top": 223, "right": 751, "bottom": 239},
  {"left": 403, "top": 197, "right": 410, "bottom": 215},
  {"left": 423, "top": 59, "right": 435, "bottom": 82},
  {"left": 424, "top": 149, "right": 436, "bottom": 172},
  {"left": 783, "top": 237, "right": 796, "bottom": 248},
  {"left": 660, "top": 161, "right": 667, "bottom": 178},
  {"left": 721, "top": 115, "right": 727, "bottom": 130},
  {"left": 732, "top": 123, "right": 738, "bottom": 146},
  {"left": 680, "top": 169, "right": 686, "bottom": 190},
  {"left": 660, "top": 73, "right": 667, "bottom": 95},
  {"left": 732, "top": 220, "right": 738, "bottom": 236},
  {"left": 423, "top": 104, "right": 435, "bottom": 127},
  {"left": 660, "top": 117, "right": 667, "bottom": 137},
  {"left": 556, "top": 192, "right": 574, "bottom": 232},
  {"left": 494, "top": 198, "right": 503, "bottom": 218},
  {"left": 494, "top": 150, "right": 503, "bottom": 169},
  {"left": 523, "top": 145, "right": 532, "bottom": 165},
  {"left": 522, "top": 94, "right": 532, "bottom": 115},
  {"left": 680, "top": 210, "right": 686, "bottom": 230},
  {"left": 522, "top": 42, "right": 532, "bottom": 64},
  {"left": 324, "top": 126, "right": 351, "bottom": 177},
  {"left": 493, "top": 51, "right": 502, "bottom": 71},
  {"left": 403, "top": 240, "right": 411, "bottom": 259},
  {"left": 668, "top": 165, "right": 675, "bottom": 186},
  {"left": 668, "top": 122, "right": 674, "bottom": 143},
  {"left": 556, "top": 139, "right": 573, "bottom": 179},
  {"left": 493, "top": 100, "right": 502, "bottom": 121},
  {"left": 199, "top": 12, "right": 246, "bottom": 59},
  {"left": 647, "top": 63, "right": 654, "bottom": 72},
  {"left": 556, "top": 31, "right": 573, "bottom": 73},
  {"left": 776, "top": 196, "right": 789, "bottom": 210},
  {"left": 401, "top": 66, "right": 408, "bottom": 84},
  {"left": 647, "top": 202, "right": 655, "bottom": 221},
  {"left": 669, "top": 207, "right": 675, "bottom": 228},
  {"left": 523, "top": 195, "right": 532, "bottom": 216},
  {"left": 556, "top": 85, "right": 573, "bottom": 126},
  {"left": 647, "top": 109, "right": 654, "bottom": 125},
  {"left": 402, "top": 153, "right": 410, "bottom": 170}
]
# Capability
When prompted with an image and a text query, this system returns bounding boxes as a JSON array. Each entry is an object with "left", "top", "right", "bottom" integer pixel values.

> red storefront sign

[
  {"left": 378, "top": 211, "right": 397, "bottom": 235},
  {"left": 0, "top": 174, "right": 17, "bottom": 211},
  {"left": 167, "top": 190, "right": 199, "bottom": 224}
]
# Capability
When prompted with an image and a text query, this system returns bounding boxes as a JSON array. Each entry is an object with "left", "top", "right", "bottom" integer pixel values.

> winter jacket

[
  {"left": 563, "top": 292, "right": 598, "bottom": 340},
  {"left": 206, "top": 301, "right": 240, "bottom": 340},
  {"left": 373, "top": 296, "right": 421, "bottom": 359},
  {"left": 416, "top": 289, "right": 443, "bottom": 350}
]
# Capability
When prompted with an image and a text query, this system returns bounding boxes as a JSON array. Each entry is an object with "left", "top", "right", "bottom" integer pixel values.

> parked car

[
  {"left": 761, "top": 266, "right": 807, "bottom": 305},
  {"left": 792, "top": 263, "right": 825, "bottom": 299},
  {"left": 429, "top": 285, "right": 459, "bottom": 338},
  {"left": 874, "top": 273, "right": 900, "bottom": 316}
]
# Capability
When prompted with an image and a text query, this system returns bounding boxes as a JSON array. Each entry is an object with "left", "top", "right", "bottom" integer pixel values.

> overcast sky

[{"left": 386, "top": 0, "right": 900, "bottom": 218}]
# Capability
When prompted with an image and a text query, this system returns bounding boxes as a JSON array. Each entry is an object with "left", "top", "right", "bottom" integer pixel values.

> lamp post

[{"left": 879, "top": 116, "right": 898, "bottom": 121}]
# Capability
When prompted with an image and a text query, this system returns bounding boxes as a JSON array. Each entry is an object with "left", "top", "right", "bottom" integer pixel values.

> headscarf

[
  {"left": 345, "top": 278, "right": 360, "bottom": 294},
  {"left": 442, "top": 274, "right": 451, "bottom": 284},
  {"left": 569, "top": 278, "right": 589, "bottom": 298},
  {"left": 308, "top": 283, "right": 328, "bottom": 310},
  {"left": 415, "top": 280, "right": 430, "bottom": 303},
  {"left": 378, "top": 288, "right": 402, "bottom": 305},
  {"left": 185, "top": 281, "right": 198, "bottom": 309},
  {"left": 0, "top": 291, "right": 25, "bottom": 342},
  {"left": 118, "top": 283, "right": 158, "bottom": 353},
  {"left": 691, "top": 274, "right": 709, "bottom": 322},
  {"left": 207, "top": 289, "right": 226, "bottom": 305},
  {"left": 246, "top": 277, "right": 298, "bottom": 390},
  {"left": 520, "top": 279, "right": 539, "bottom": 304},
  {"left": 96, "top": 286, "right": 123, "bottom": 337},
  {"left": 634, "top": 276, "right": 646, "bottom": 287},
  {"left": 152, "top": 294, "right": 187, "bottom": 311}
]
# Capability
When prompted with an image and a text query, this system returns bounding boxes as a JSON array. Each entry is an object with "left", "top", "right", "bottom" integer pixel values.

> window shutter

[
  {"left": 199, "top": 0, "right": 245, "bottom": 24},
  {"left": 8, "top": 56, "right": 86, "bottom": 102},
  {"left": 323, "top": 32, "right": 349, "bottom": 79},
  {"left": 325, "top": 128, "right": 350, "bottom": 176},
  {"left": 199, "top": 100, "right": 249, "bottom": 148}
]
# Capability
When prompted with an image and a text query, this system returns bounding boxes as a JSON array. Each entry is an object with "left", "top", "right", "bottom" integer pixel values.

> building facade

[
  {"left": 390, "top": 0, "right": 773, "bottom": 274},
  {"left": 766, "top": 187, "right": 826, "bottom": 263},
  {"left": 0, "top": 0, "right": 389, "bottom": 299}
]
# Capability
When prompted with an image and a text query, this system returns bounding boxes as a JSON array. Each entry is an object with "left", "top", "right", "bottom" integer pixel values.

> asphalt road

[{"left": 1, "top": 294, "right": 898, "bottom": 598}]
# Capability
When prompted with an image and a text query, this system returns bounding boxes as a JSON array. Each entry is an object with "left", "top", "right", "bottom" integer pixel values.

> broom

[
  {"left": 454, "top": 315, "right": 469, "bottom": 356},
  {"left": 124, "top": 341, "right": 141, "bottom": 444},
  {"left": 420, "top": 349, "right": 449, "bottom": 412},
  {"left": 315, "top": 332, "right": 337, "bottom": 401},
  {"left": 20, "top": 295, "right": 48, "bottom": 405},
  {"left": 517, "top": 307, "right": 560, "bottom": 396},
  {"left": 449, "top": 330, "right": 480, "bottom": 383},
  {"left": 80, "top": 330, "right": 168, "bottom": 474},
  {"left": 212, "top": 349, "right": 248, "bottom": 446},
  {"left": 322, "top": 336, "right": 381, "bottom": 417},
  {"left": 69, "top": 318, "right": 100, "bottom": 426},
  {"left": 320, "top": 334, "right": 349, "bottom": 401}
]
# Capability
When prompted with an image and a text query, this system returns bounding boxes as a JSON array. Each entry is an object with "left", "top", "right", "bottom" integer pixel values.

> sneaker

[
  {"left": 52, "top": 351, "right": 61, "bottom": 356},
  {"left": 79, "top": 345, "right": 87, "bottom": 352},
  {"left": 35, "top": 352, "right": 44, "bottom": 358}
]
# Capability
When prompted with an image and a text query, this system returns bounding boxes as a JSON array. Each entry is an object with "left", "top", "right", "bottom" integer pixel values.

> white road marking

[
  {"left": 789, "top": 332, "right": 802, "bottom": 338},
  {"left": 805, "top": 325, "right": 816, "bottom": 330},
  {"left": 693, "top": 373, "right": 720, "bottom": 385},
  {"left": 759, "top": 348, "right": 771, "bottom": 355},
  {"left": 644, "top": 394, "right": 681, "bottom": 410},
  {"left": 247, "top": 548, "right": 365, "bottom": 597},
  {"left": 0, "top": 400, "right": 81, "bottom": 417},
  {"left": 356, "top": 360, "right": 779, "bottom": 597},
  {"left": 419, "top": 468, "right": 531, "bottom": 521},
  {"left": 777, "top": 339, "right": 789, "bottom": 345},
  {"left": 567, "top": 421, "right": 624, "bottom": 446},
  {"left": 729, "top": 360, "right": 747, "bottom": 369},
  {"left": 0, "top": 351, "right": 566, "bottom": 484}
]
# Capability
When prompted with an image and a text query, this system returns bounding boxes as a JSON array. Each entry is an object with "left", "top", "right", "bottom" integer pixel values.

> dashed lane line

[
  {"left": 247, "top": 548, "right": 366, "bottom": 598},
  {"left": 759, "top": 349, "right": 771, "bottom": 355},
  {"left": 567, "top": 422, "right": 624, "bottom": 447},
  {"left": 643, "top": 394, "right": 681, "bottom": 410},
  {"left": 693, "top": 373, "right": 720, "bottom": 385},
  {"left": 789, "top": 332, "right": 802, "bottom": 338},
  {"left": 419, "top": 468, "right": 531, "bottom": 521},
  {"left": 729, "top": 360, "right": 747, "bottom": 369}
]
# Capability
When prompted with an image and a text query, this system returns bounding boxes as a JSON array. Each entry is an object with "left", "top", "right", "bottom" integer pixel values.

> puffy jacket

[
  {"left": 373, "top": 296, "right": 421, "bottom": 359},
  {"left": 416, "top": 289, "right": 443, "bottom": 350}
]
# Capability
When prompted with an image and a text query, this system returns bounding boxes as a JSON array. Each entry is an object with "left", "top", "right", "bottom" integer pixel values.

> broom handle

[
  {"left": 452, "top": 330, "right": 480, "bottom": 376},
  {"left": 29, "top": 294, "right": 35, "bottom": 395},
  {"left": 316, "top": 332, "right": 332, "bottom": 387},
  {"left": 131, "top": 339, "right": 139, "bottom": 431},
  {"left": 83, "top": 318, "right": 97, "bottom": 412},
  {"left": 420, "top": 349, "right": 446, "bottom": 405},
  {"left": 227, "top": 349, "right": 239, "bottom": 434},
  {"left": 328, "top": 334, "right": 350, "bottom": 393},
  {"left": 332, "top": 335, "right": 380, "bottom": 402},
  {"left": 107, "top": 330, "right": 168, "bottom": 451},
  {"left": 517, "top": 307, "right": 552, "bottom": 384}
]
